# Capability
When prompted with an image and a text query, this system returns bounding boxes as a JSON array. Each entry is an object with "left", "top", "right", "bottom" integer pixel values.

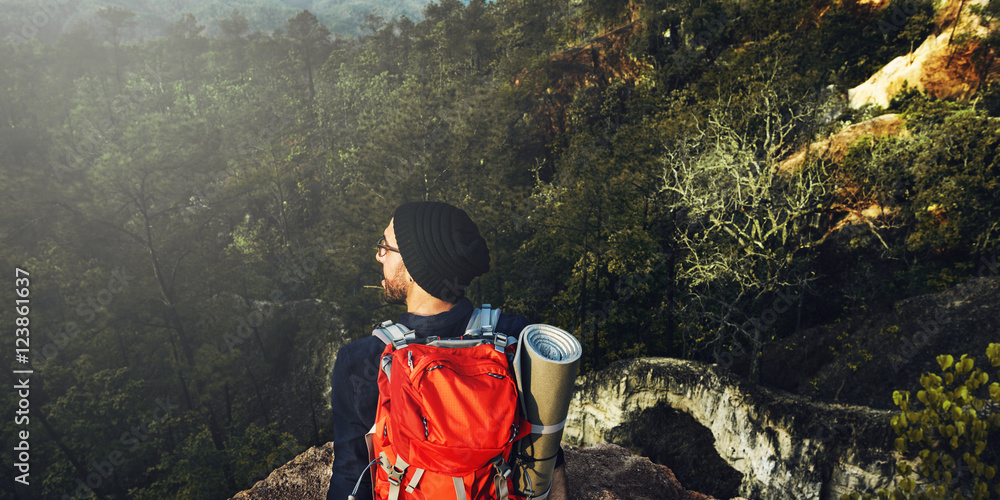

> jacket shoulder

[
  {"left": 497, "top": 311, "right": 531, "bottom": 338},
  {"left": 336, "top": 335, "right": 386, "bottom": 366}
]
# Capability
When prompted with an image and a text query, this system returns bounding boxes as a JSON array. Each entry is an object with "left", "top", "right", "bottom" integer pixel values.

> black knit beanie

[{"left": 392, "top": 201, "right": 490, "bottom": 302}]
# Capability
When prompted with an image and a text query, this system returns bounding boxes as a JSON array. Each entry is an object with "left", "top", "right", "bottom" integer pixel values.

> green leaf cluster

[{"left": 846, "top": 343, "right": 1000, "bottom": 500}]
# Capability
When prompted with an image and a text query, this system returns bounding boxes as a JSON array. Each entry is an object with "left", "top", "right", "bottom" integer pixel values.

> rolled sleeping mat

[{"left": 511, "top": 324, "right": 582, "bottom": 499}]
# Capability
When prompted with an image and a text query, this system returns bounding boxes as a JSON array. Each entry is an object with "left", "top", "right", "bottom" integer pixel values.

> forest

[{"left": 2, "top": 0, "right": 999, "bottom": 498}]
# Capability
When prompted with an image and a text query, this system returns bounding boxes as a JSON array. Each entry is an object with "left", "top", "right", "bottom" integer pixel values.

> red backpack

[{"left": 351, "top": 305, "right": 531, "bottom": 500}]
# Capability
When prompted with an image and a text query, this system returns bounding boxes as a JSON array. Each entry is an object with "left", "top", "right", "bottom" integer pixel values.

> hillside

[
  {"left": 2, "top": 0, "right": 1000, "bottom": 498},
  {"left": 762, "top": 273, "right": 1000, "bottom": 410},
  {"left": 0, "top": 0, "right": 430, "bottom": 42}
]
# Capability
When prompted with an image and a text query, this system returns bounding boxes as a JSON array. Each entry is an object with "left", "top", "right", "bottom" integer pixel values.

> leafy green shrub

[
  {"left": 841, "top": 134, "right": 915, "bottom": 208},
  {"left": 975, "top": 82, "right": 1000, "bottom": 118},
  {"left": 845, "top": 343, "right": 1000, "bottom": 499},
  {"left": 905, "top": 110, "right": 1000, "bottom": 257}
]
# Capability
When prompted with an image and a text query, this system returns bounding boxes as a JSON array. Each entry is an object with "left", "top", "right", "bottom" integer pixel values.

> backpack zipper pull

[
  {"left": 407, "top": 350, "right": 414, "bottom": 370},
  {"left": 422, "top": 417, "right": 429, "bottom": 438}
]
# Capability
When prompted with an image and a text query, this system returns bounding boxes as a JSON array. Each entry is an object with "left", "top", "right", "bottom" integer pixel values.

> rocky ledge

[{"left": 228, "top": 441, "right": 746, "bottom": 500}]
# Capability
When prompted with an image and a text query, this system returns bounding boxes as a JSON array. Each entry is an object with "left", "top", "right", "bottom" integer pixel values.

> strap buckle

[
  {"left": 497, "top": 463, "right": 512, "bottom": 480},
  {"left": 379, "top": 452, "right": 408, "bottom": 486},
  {"left": 387, "top": 466, "right": 405, "bottom": 487},
  {"left": 493, "top": 332, "right": 509, "bottom": 352},
  {"left": 491, "top": 456, "right": 511, "bottom": 499},
  {"left": 465, "top": 304, "right": 501, "bottom": 337}
]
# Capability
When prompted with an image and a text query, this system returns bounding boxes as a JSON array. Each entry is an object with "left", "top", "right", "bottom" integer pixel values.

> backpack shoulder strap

[
  {"left": 465, "top": 304, "right": 514, "bottom": 352},
  {"left": 464, "top": 304, "right": 500, "bottom": 335},
  {"left": 372, "top": 319, "right": 416, "bottom": 348}
]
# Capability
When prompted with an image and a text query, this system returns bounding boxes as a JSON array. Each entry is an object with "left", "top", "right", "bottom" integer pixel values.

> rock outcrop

[
  {"left": 230, "top": 442, "right": 335, "bottom": 500},
  {"left": 563, "top": 444, "right": 746, "bottom": 500},
  {"left": 228, "top": 441, "right": 745, "bottom": 499},
  {"left": 776, "top": 113, "right": 905, "bottom": 237},
  {"left": 848, "top": 0, "right": 995, "bottom": 108},
  {"left": 564, "top": 358, "right": 897, "bottom": 500},
  {"left": 848, "top": 31, "right": 980, "bottom": 108},
  {"left": 213, "top": 294, "right": 347, "bottom": 445},
  {"left": 776, "top": 114, "right": 906, "bottom": 175}
]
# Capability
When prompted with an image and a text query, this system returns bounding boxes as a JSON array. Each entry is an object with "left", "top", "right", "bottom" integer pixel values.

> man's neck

[{"left": 405, "top": 293, "right": 457, "bottom": 316}]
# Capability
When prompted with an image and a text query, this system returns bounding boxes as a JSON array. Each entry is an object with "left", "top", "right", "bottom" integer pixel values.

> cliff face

[
  {"left": 848, "top": 0, "right": 996, "bottom": 108},
  {"left": 777, "top": 114, "right": 906, "bottom": 175},
  {"left": 564, "top": 358, "right": 897, "bottom": 500},
  {"left": 848, "top": 31, "right": 983, "bottom": 108},
  {"left": 220, "top": 295, "right": 346, "bottom": 445},
  {"left": 775, "top": 113, "right": 905, "bottom": 238}
]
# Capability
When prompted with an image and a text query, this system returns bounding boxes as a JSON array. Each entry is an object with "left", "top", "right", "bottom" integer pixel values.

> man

[{"left": 327, "top": 201, "right": 567, "bottom": 500}]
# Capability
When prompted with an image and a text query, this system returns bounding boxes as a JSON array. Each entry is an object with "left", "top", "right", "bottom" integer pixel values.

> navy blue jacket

[{"left": 327, "top": 298, "right": 532, "bottom": 500}]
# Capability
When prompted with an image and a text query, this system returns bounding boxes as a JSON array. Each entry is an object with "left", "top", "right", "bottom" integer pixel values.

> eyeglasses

[{"left": 375, "top": 236, "right": 399, "bottom": 258}]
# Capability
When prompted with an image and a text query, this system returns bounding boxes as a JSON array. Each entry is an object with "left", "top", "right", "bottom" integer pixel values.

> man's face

[{"left": 377, "top": 218, "right": 409, "bottom": 305}]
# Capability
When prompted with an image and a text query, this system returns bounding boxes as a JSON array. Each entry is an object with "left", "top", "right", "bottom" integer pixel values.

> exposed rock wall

[
  {"left": 848, "top": 0, "right": 994, "bottom": 108},
  {"left": 564, "top": 358, "right": 897, "bottom": 500},
  {"left": 848, "top": 31, "right": 982, "bottom": 108},
  {"left": 224, "top": 296, "right": 346, "bottom": 444},
  {"left": 775, "top": 113, "right": 905, "bottom": 239}
]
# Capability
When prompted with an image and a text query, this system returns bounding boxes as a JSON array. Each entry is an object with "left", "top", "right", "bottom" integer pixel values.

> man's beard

[{"left": 383, "top": 267, "right": 408, "bottom": 305}]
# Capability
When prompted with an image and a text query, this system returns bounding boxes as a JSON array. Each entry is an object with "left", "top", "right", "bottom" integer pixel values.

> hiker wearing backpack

[{"left": 327, "top": 201, "right": 568, "bottom": 500}]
